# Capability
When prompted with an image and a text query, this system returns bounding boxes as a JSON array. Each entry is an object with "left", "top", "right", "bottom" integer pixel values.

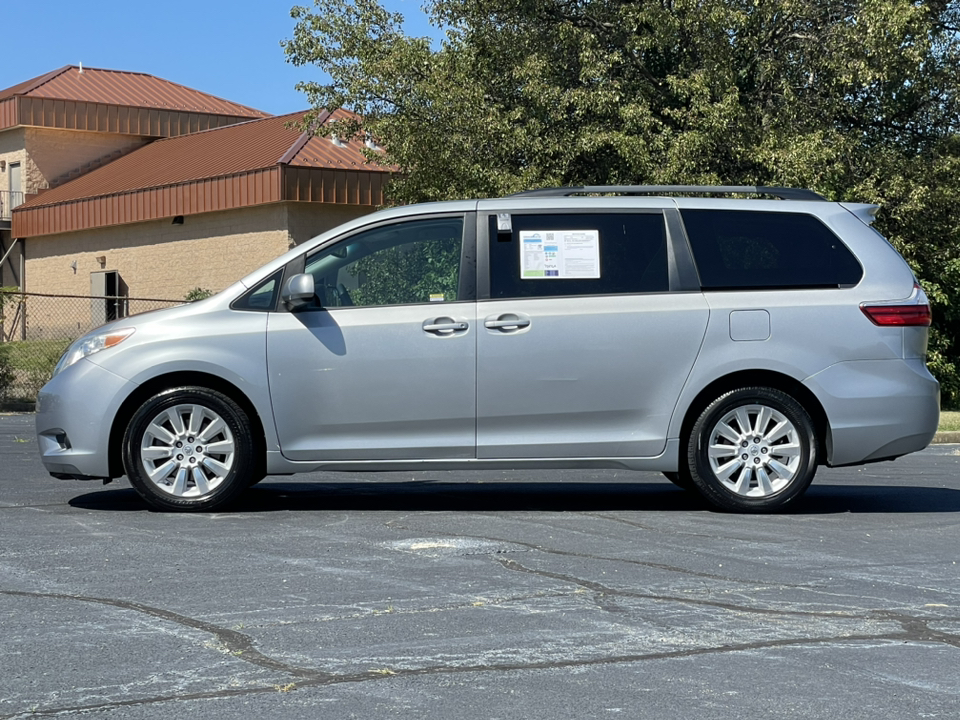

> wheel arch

[
  {"left": 108, "top": 371, "right": 267, "bottom": 480},
  {"left": 677, "top": 370, "right": 831, "bottom": 465}
]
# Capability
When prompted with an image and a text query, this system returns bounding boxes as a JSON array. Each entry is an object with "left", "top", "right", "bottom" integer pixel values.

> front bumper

[{"left": 35, "top": 359, "right": 137, "bottom": 479}]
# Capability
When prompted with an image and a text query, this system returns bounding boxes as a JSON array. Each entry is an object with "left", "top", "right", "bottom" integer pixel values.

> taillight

[{"left": 860, "top": 304, "right": 932, "bottom": 326}]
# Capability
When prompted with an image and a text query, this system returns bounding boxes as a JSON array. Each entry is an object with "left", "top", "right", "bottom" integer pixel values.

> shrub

[
  {"left": 184, "top": 287, "right": 214, "bottom": 302},
  {"left": 0, "top": 344, "right": 13, "bottom": 401}
]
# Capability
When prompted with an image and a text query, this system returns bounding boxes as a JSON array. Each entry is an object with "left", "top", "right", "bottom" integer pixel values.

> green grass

[
  {"left": 0, "top": 338, "right": 73, "bottom": 400},
  {"left": 939, "top": 411, "right": 960, "bottom": 433},
  {"left": 5, "top": 338, "right": 72, "bottom": 368}
]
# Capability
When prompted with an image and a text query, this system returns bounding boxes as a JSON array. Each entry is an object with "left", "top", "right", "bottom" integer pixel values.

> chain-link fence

[{"left": 0, "top": 290, "right": 181, "bottom": 403}]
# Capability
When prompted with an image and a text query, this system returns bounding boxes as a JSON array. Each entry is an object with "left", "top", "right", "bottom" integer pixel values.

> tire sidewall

[
  {"left": 688, "top": 387, "right": 818, "bottom": 512},
  {"left": 122, "top": 387, "right": 254, "bottom": 512}
]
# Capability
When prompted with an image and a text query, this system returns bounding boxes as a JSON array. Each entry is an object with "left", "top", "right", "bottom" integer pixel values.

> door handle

[
  {"left": 484, "top": 314, "right": 531, "bottom": 331},
  {"left": 423, "top": 317, "right": 469, "bottom": 335}
]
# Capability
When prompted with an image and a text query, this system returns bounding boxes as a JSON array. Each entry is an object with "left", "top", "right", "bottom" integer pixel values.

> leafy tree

[{"left": 285, "top": 0, "right": 960, "bottom": 405}]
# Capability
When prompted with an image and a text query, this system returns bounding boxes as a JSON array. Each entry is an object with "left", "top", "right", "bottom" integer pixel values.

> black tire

[
  {"left": 122, "top": 387, "right": 255, "bottom": 512},
  {"left": 687, "top": 387, "right": 818, "bottom": 512},
  {"left": 662, "top": 470, "right": 696, "bottom": 491}
]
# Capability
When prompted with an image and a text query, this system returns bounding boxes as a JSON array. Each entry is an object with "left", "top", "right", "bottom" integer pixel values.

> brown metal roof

[
  {"left": 0, "top": 65, "right": 267, "bottom": 117},
  {"left": 12, "top": 110, "right": 392, "bottom": 237},
  {"left": 18, "top": 110, "right": 385, "bottom": 209}
]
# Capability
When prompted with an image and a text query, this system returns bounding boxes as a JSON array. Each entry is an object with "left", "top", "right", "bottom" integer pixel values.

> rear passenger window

[
  {"left": 681, "top": 210, "right": 862, "bottom": 290},
  {"left": 489, "top": 213, "right": 668, "bottom": 299}
]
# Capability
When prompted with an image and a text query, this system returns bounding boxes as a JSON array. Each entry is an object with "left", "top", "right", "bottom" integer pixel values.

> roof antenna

[{"left": 79, "top": 62, "right": 83, "bottom": 74}]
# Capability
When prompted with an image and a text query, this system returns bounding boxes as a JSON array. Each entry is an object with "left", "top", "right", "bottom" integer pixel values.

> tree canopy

[{"left": 284, "top": 0, "right": 960, "bottom": 405}]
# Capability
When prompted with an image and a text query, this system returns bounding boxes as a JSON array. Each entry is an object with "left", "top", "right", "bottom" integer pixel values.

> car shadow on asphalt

[{"left": 67, "top": 479, "right": 960, "bottom": 514}]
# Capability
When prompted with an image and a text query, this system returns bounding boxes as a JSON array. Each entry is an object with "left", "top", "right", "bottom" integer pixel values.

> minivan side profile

[{"left": 35, "top": 186, "right": 940, "bottom": 512}]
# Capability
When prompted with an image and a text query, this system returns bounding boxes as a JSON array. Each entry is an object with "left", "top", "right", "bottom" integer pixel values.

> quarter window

[
  {"left": 488, "top": 213, "right": 668, "bottom": 299},
  {"left": 305, "top": 217, "right": 465, "bottom": 308},
  {"left": 232, "top": 270, "right": 282, "bottom": 311},
  {"left": 681, "top": 210, "right": 863, "bottom": 290}
]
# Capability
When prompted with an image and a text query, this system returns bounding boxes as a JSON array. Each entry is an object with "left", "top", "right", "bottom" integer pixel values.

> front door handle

[
  {"left": 423, "top": 317, "right": 469, "bottom": 335},
  {"left": 483, "top": 313, "right": 531, "bottom": 331}
]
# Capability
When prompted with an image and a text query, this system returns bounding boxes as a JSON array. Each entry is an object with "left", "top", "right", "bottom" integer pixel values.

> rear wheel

[
  {"left": 122, "top": 387, "right": 254, "bottom": 512},
  {"left": 688, "top": 387, "right": 818, "bottom": 512}
]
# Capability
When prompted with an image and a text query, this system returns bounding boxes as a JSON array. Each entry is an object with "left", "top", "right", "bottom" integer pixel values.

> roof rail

[{"left": 507, "top": 185, "right": 827, "bottom": 201}]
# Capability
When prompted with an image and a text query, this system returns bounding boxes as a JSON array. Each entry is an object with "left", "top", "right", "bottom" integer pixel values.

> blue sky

[{"left": 2, "top": 0, "right": 438, "bottom": 116}]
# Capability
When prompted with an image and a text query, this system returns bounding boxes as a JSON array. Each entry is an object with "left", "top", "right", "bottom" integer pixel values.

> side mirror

[{"left": 281, "top": 273, "right": 317, "bottom": 311}]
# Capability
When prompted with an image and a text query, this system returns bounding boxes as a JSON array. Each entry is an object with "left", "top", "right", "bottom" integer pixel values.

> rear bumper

[
  {"left": 35, "top": 360, "right": 136, "bottom": 479},
  {"left": 804, "top": 358, "right": 940, "bottom": 467}
]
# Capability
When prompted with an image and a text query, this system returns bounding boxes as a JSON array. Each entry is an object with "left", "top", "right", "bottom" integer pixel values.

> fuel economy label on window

[{"left": 520, "top": 230, "right": 601, "bottom": 279}]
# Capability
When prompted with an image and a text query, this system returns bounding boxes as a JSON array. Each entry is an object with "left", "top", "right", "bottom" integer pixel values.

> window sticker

[
  {"left": 520, "top": 230, "right": 601, "bottom": 279},
  {"left": 429, "top": 293, "right": 445, "bottom": 302}
]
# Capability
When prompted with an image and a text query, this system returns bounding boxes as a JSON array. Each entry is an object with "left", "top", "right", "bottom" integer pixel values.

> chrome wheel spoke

[
  {"left": 768, "top": 458, "right": 795, "bottom": 479},
  {"left": 142, "top": 445, "right": 173, "bottom": 461},
  {"left": 755, "top": 405, "right": 773, "bottom": 437},
  {"left": 734, "top": 407, "right": 753, "bottom": 436},
  {"left": 731, "top": 466, "right": 753, "bottom": 495},
  {"left": 765, "top": 419, "right": 791, "bottom": 444},
  {"left": 715, "top": 457, "right": 743, "bottom": 482},
  {"left": 204, "top": 439, "right": 234, "bottom": 455},
  {"left": 201, "top": 456, "right": 231, "bottom": 477},
  {"left": 755, "top": 467, "right": 775, "bottom": 495},
  {"left": 198, "top": 417, "right": 226, "bottom": 443},
  {"left": 171, "top": 467, "right": 188, "bottom": 496},
  {"left": 147, "top": 458, "right": 177, "bottom": 483},
  {"left": 191, "top": 467, "right": 211, "bottom": 495},
  {"left": 186, "top": 405, "right": 205, "bottom": 437},
  {"left": 708, "top": 443, "right": 736, "bottom": 460},
  {"left": 145, "top": 421, "right": 176, "bottom": 445},
  {"left": 165, "top": 408, "right": 187, "bottom": 436},
  {"left": 771, "top": 442, "right": 801, "bottom": 458},
  {"left": 715, "top": 421, "right": 741, "bottom": 445}
]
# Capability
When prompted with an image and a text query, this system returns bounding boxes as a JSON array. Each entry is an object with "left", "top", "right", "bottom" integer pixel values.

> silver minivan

[{"left": 35, "top": 186, "right": 940, "bottom": 512}]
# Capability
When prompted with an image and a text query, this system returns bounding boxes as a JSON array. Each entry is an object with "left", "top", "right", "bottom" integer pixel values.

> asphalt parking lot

[{"left": 1, "top": 411, "right": 959, "bottom": 719}]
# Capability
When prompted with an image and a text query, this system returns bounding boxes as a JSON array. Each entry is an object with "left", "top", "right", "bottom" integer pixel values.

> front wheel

[
  {"left": 122, "top": 387, "right": 255, "bottom": 512},
  {"left": 687, "top": 387, "right": 818, "bottom": 512}
]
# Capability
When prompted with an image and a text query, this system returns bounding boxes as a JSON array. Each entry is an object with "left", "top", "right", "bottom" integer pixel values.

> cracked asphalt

[{"left": 1, "top": 411, "right": 959, "bottom": 719}]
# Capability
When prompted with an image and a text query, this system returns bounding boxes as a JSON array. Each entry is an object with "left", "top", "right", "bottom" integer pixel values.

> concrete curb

[
  {"left": 932, "top": 431, "right": 960, "bottom": 444},
  {"left": 0, "top": 402, "right": 35, "bottom": 413}
]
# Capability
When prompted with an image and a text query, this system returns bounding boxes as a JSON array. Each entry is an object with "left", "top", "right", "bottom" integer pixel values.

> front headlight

[{"left": 53, "top": 328, "right": 136, "bottom": 377}]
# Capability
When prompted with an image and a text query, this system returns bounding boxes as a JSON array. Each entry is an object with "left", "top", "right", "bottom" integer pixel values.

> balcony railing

[{"left": 0, "top": 191, "right": 24, "bottom": 221}]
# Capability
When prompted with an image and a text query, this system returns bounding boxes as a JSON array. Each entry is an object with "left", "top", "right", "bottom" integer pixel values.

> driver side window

[{"left": 304, "top": 217, "right": 465, "bottom": 308}]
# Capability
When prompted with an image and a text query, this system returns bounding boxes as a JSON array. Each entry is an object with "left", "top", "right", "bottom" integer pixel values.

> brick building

[{"left": 1, "top": 66, "right": 389, "bottom": 336}]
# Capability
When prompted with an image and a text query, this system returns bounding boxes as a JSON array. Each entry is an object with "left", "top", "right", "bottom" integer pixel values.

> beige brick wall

[
  {"left": 26, "top": 204, "right": 292, "bottom": 299},
  {"left": 21, "top": 201, "right": 378, "bottom": 336},
  {"left": 286, "top": 202, "right": 374, "bottom": 248},
  {"left": 25, "top": 128, "right": 150, "bottom": 190},
  {"left": 2, "top": 126, "right": 149, "bottom": 197},
  {"left": 0, "top": 128, "right": 28, "bottom": 196}
]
